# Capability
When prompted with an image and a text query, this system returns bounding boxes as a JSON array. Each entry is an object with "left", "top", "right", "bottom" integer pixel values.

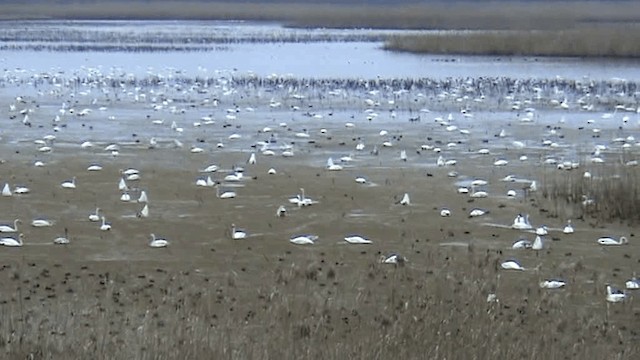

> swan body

[
  {"left": 200, "top": 164, "right": 219, "bottom": 173},
  {"left": 149, "top": 234, "right": 169, "bottom": 248},
  {"left": 625, "top": 278, "right": 640, "bottom": 290},
  {"left": 89, "top": 208, "right": 100, "bottom": 222},
  {"left": 137, "top": 190, "right": 148, "bottom": 203},
  {"left": 606, "top": 285, "right": 626, "bottom": 303},
  {"left": 290, "top": 235, "right": 318, "bottom": 245},
  {"left": 469, "top": 208, "right": 488, "bottom": 217},
  {"left": 216, "top": 186, "right": 237, "bottom": 199},
  {"left": 224, "top": 172, "right": 243, "bottom": 182},
  {"left": 2, "top": 183, "right": 12, "bottom": 196},
  {"left": 399, "top": 193, "right": 411, "bottom": 206},
  {"left": 0, "top": 219, "right": 20, "bottom": 233},
  {"left": 355, "top": 176, "right": 367, "bottom": 184},
  {"left": 440, "top": 208, "right": 451, "bottom": 217},
  {"left": 231, "top": 224, "right": 247, "bottom": 239},
  {"left": 326, "top": 157, "right": 343, "bottom": 171},
  {"left": 597, "top": 236, "right": 628, "bottom": 246},
  {"left": 380, "top": 253, "right": 406, "bottom": 264},
  {"left": 137, "top": 204, "right": 149, "bottom": 218},
  {"left": 563, "top": 220, "right": 574, "bottom": 234},
  {"left": 196, "top": 176, "right": 214, "bottom": 187},
  {"left": 344, "top": 235, "right": 372, "bottom": 244},
  {"left": 512, "top": 214, "right": 533, "bottom": 230},
  {"left": 501, "top": 260, "right": 525, "bottom": 271},
  {"left": 118, "top": 177, "right": 128, "bottom": 191},
  {"left": 31, "top": 219, "right": 53, "bottom": 227},
  {"left": 535, "top": 226, "right": 548, "bottom": 236},
  {"left": 87, "top": 164, "right": 103, "bottom": 171},
  {"left": 0, "top": 233, "right": 24, "bottom": 247},
  {"left": 100, "top": 216, "right": 111, "bottom": 231},
  {"left": 276, "top": 205, "right": 287, "bottom": 217},
  {"left": 247, "top": 153, "right": 256, "bottom": 165},
  {"left": 53, "top": 228, "right": 70, "bottom": 245},
  {"left": 532, "top": 235, "right": 544, "bottom": 251},
  {"left": 470, "top": 185, "right": 488, "bottom": 198},
  {"left": 120, "top": 192, "right": 131, "bottom": 202},
  {"left": 512, "top": 238, "right": 532, "bottom": 249},
  {"left": 61, "top": 177, "right": 76, "bottom": 189},
  {"left": 539, "top": 279, "right": 566, "bottom": 289}
]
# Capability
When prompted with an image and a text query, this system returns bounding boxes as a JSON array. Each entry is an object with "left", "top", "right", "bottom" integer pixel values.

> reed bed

[
  {"left": 384, "top": 27, "right": 640, "bottom": 58},
  {"left": 0, "top": 245, "right": 634, "bottom": 359},
  {"left": 2, "top": 1, "right": 640, "bottom": 31},
  {"left": 543, "top": 163, "right": 640, "bottom": 225}
]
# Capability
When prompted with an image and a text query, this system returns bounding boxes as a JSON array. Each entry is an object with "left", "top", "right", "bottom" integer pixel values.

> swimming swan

[
  {"left": 53, "top": 228, "right": 70, "bottom": 245},
  {"left": 563, "top": 220, "right": 574, "bottom": 234},
  {"left": 231, "top": 224, "right": 247, "bottom": 239},
  {"left": 0, "top": 219, "right": 20, "bottom": 233},
  {"left": 31, "top": 218, "right": 54, "bottom": 227},
  {"left": 61, "top": 177, "right": 76, "bottom": 189},
  {"left": 0, "top": 233, "right": 24, "bottom": 247},
  {"left": 597, "top": 236, "right": 628, "bottom": 246},
  {"left": 100, "top": 216, "right": 111, "bottom": 231}
]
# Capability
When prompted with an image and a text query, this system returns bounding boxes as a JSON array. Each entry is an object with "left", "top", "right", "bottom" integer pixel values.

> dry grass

[
  {"left": 384, "top": 27, "right": 640, "bottom": 58},
  {"left": 0, "top": 245, "right": 635, "bottom": 359},
  {"left": 543, "top": 163, "right": 640, "bottom": 225},
  {"left": 1, "top": 1, "right": 640, "bottom": 30}
]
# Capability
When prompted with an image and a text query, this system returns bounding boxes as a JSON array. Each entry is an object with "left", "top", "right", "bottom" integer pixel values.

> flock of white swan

[{"left": 1, "top": 63, "right": 639, "bottom": 305}]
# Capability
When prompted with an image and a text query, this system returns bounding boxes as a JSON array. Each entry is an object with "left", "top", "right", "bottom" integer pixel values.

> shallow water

[{"left": 1, "top": 20, "right": 640, "bottom": 80}]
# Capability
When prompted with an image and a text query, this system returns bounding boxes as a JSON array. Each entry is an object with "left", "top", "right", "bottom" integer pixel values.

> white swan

[
  {"left": 535, "top": 226, "right": 548, "bottom": 236},
  {"left": 276, "top": 205, "right": 287, "bottom": 217},
  {"left": 470, "top": 185, "right": 488, "bottom": 198},
  {"left": 149, "top": 233, "right": 169, "bottom": 248},
  {"left": 137, "top": 204, "right": 149, "bottom": 218},
  {"left": 231, "top": 224, "right": 247, "bottom": 239},
  {"left": 87, "top": 164, "right": 103, "bottom": 171},
  {"left": 501, "top": 260, "right": 525, "bottom": 271},
  {"left": 399, "top": 193, "right": 411, "bottom": 206},
  {"left": 511, "top": 214, "right": 533, "bottom": 230},
  {"left": 512, "top": 238, "right": 532, "bottom": 249},
  {"left": 0, "top": 219, "right": 20, "bottom": 233},
  {"left": 137, "top": 190, "right": 148, "bottom": 203},
  {"left": 118, "top": 177, "right": 128, "bottom": 191},
  {"left": 563, "top": 220, "right": 574, "bottom": 234},
  {"left": 53, "top": 228, "right": 70, "bottom": 245},
  {"left": 61, "top": 177, "right": 76, "bottom": 189},
  {"left": 2, "top": 183, "right": 12, "bottom": 197},
  {"left": 380, "top": 253, "right": 406, "bottom": 264},
  {"left": 355, "top": 176, "right": 367, "bottom": 184},
  {"left": 469, "top": 208, "right": 488, "bottom": 217},
  {"left": 290, "top": 234, "right": 318, "bottom": 245},
  {"left": 290, "top": 188, "right": 316, "bottom": 207},
  {"left": 606, "top": 285, "right": 626, "bottom": 303},
  {"left": 625, "top": 278, "right": 639, "bottom": 290},
  {"left": 200, "top": 164, "right": 219, "bottom": 173},
  {"left": 89, "top": 208, "right": 100, "bottom": 222},
  {"left": 326, "top": 157, "right": 343, "bottom": 171},
  {"left": 120, "top": 192, "right": 131, "bottom": 202},
  {"left": 100, "top": 216, "right": 111, "bottom": 231},
  {"left": 216, "top": 185, "right": 236, "bottom": 199},
  {"left": 597, "top": 236, "right": 628, "bottom": 246},
  {"left": 539, "top": 279, "right": 566, "bottom": 289},
  {"left": 31, "top": 218, "right": 53, "bottom": 227},
  {"left": 0, "top": 233, "right": 24, "bottom": 247},
  {"left": 531, "top": 235, "right": 544, "bottom": 251},
  {"left": 440, "top": 208, "right": 451, "bottom": 217},
  {"left": 247, "top": 152, "right": 256, "bottom": 165},
  {"left": 344, "top": 235, "right": 372, "bottom": 244}
]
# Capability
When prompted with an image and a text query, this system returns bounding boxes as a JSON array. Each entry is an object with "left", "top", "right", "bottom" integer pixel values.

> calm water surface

[{"left": 1, "top": 20, "right": 639, "bottom": 81}]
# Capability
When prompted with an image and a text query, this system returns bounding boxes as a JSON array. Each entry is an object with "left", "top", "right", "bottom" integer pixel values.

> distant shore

[{"left": 2, "top": 1, "right": 640, "bottom": 58}]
